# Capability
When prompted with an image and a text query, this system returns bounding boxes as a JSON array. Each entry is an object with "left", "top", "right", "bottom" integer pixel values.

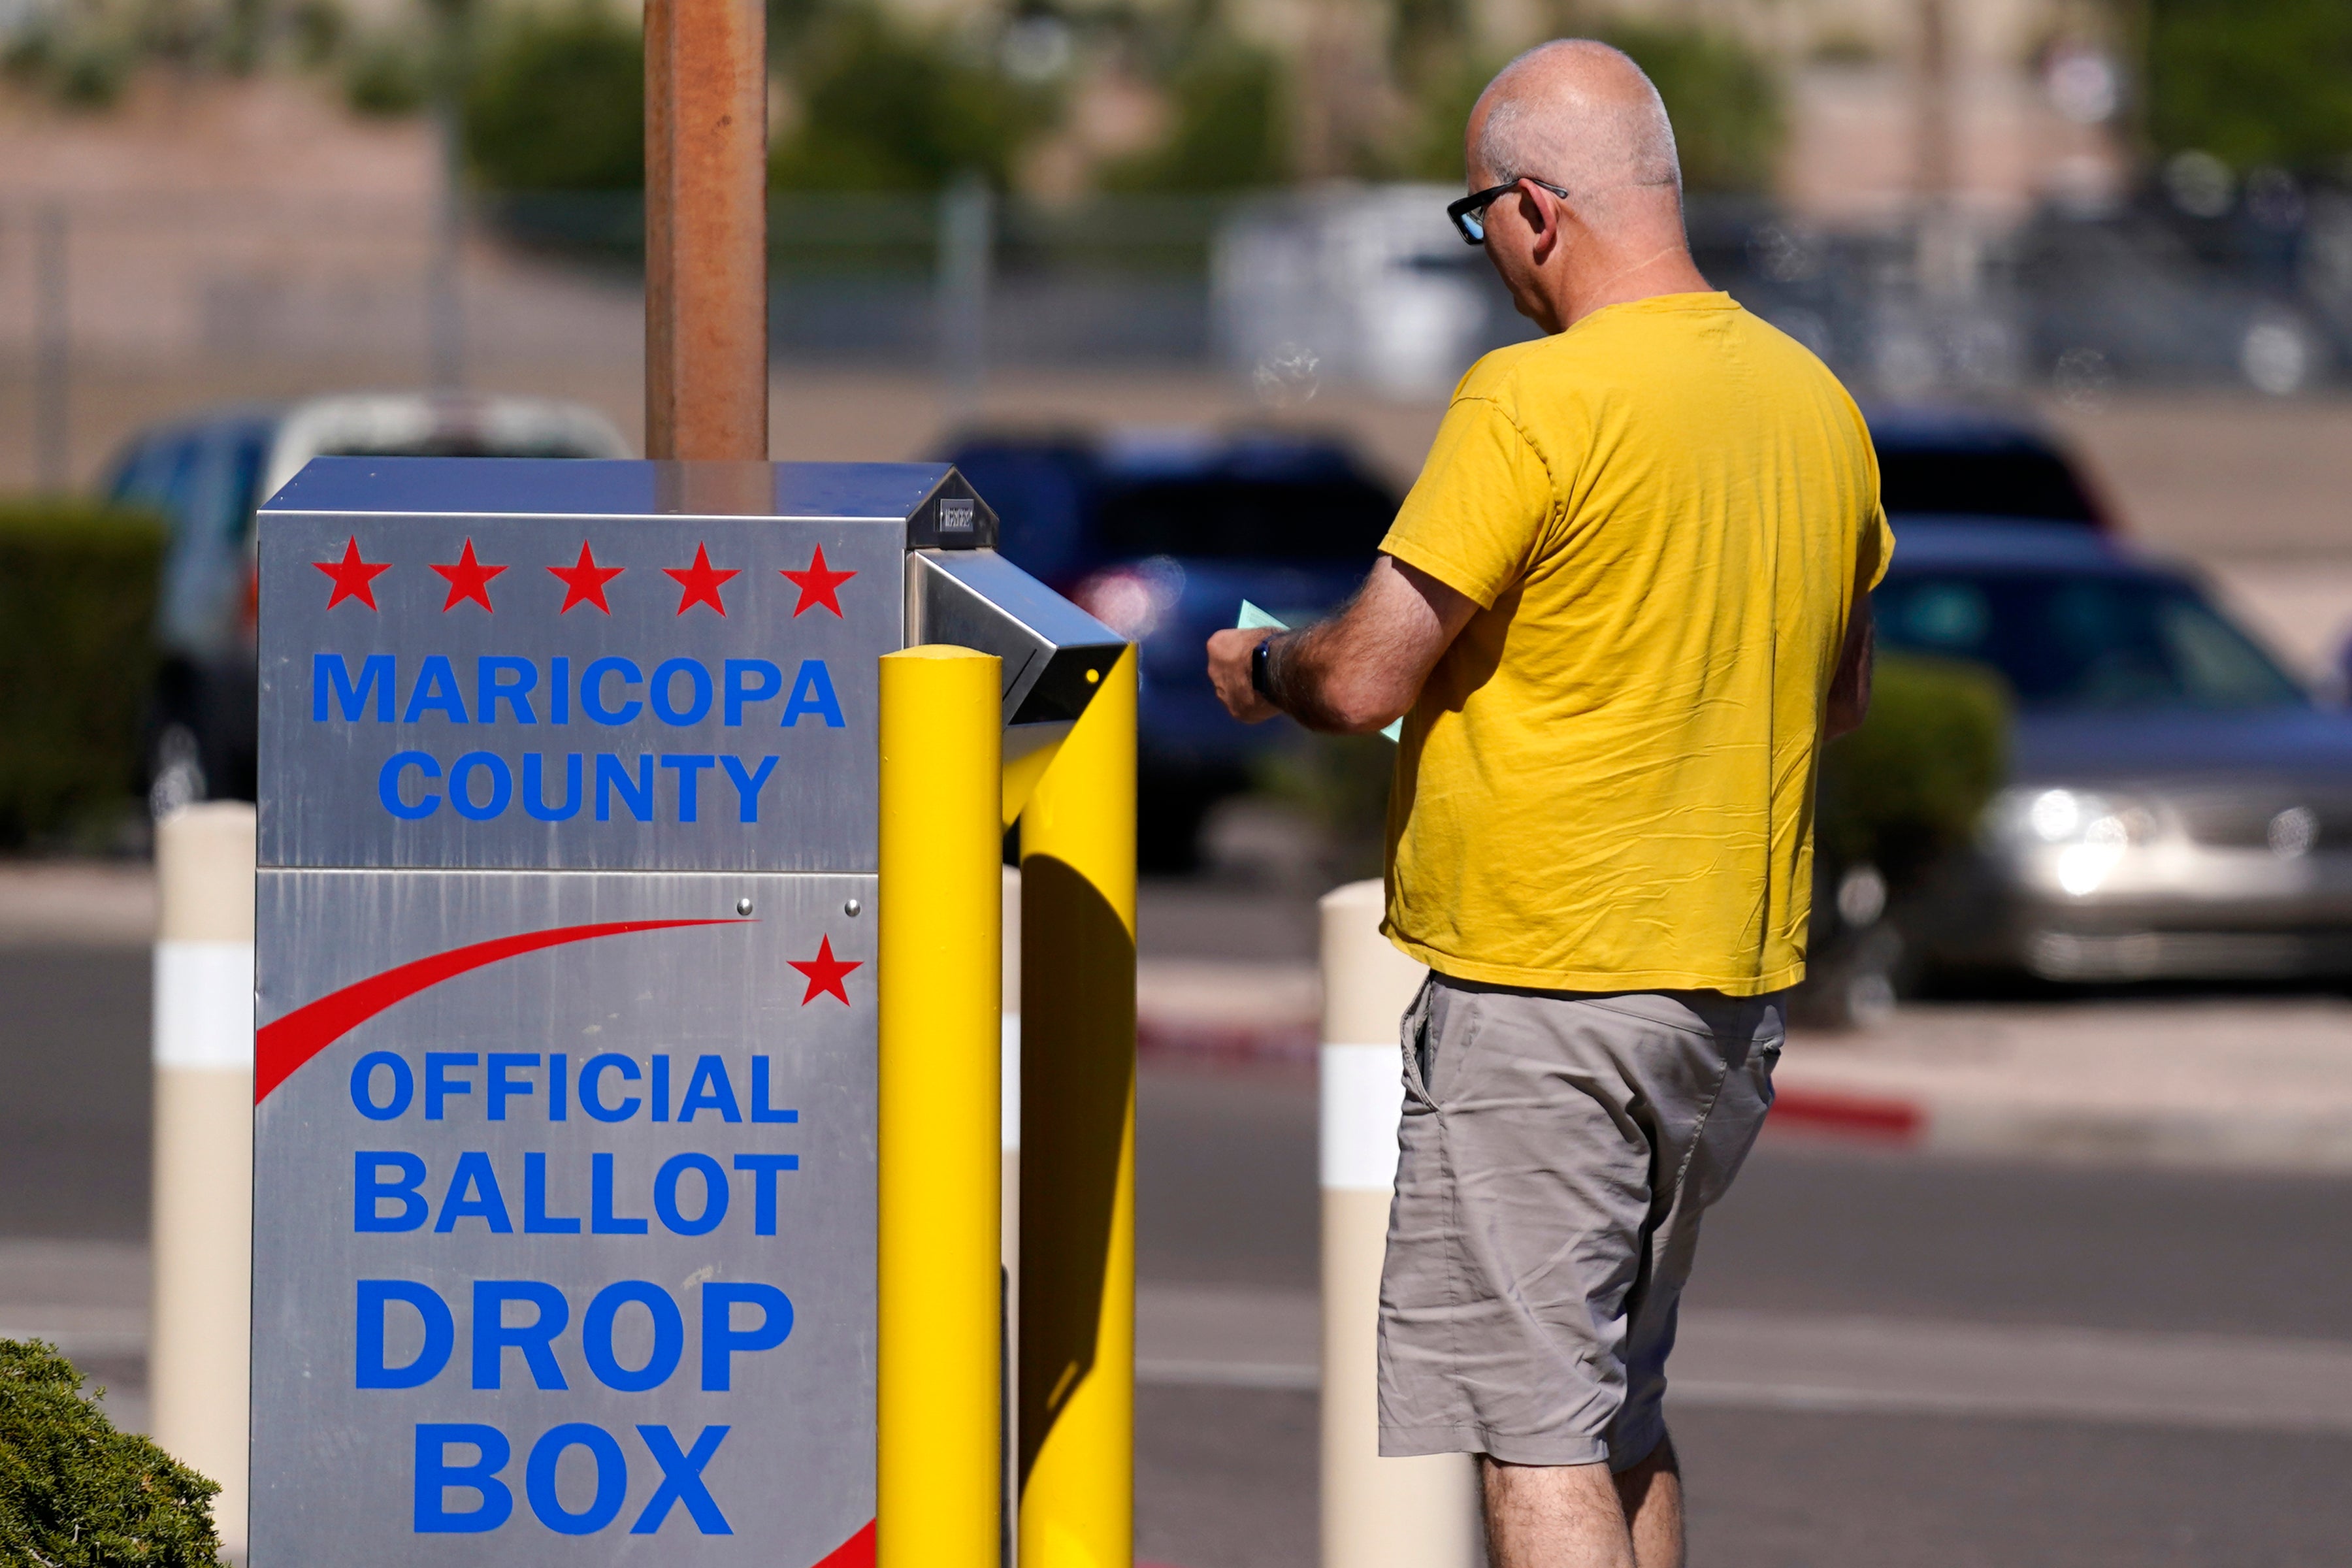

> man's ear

[{"left": 1527, "top": 188, "right": 1565, "bottom": 265}]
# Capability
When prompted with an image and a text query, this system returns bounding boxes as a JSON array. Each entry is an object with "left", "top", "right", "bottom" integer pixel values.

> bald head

[{"left": 1469, "top": 41, "right": 1680, "bottom": 201}]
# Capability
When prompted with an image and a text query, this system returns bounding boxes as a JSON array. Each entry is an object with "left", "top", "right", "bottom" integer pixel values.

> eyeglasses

[{"left": 1446, "top": 177, "right": 1573, "bottom": 244}]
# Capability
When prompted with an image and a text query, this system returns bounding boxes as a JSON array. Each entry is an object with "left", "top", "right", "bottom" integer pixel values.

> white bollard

[
  {"left": 149, "top": 802, "right": 256, "bottom": 1558},
  {"left": 1320, "top": 879, "right": 1480, "bottom": 1568}
]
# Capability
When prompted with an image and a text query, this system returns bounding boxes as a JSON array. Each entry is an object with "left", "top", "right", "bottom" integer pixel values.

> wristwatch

[{"left": 1250, "top": 636, "right": 1277, "bottom": 703}]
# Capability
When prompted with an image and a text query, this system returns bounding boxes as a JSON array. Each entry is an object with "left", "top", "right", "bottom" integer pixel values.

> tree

[
  {"left": 462, "top": 5, "right": 644, "bottom": 192},
  {"left": 2148, "top": 0, "right": 2352, "bottom": 171}
]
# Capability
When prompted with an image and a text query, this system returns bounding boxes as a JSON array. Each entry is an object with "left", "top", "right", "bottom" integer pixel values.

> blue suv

[{"left": 945, "top": 428, "right": 1398, "bottom": 866}]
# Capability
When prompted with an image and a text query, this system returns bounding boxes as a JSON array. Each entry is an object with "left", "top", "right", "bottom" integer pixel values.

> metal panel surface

[
  {"left": 259, "top": 473, "right": 901, "bottom": 872},
  {"left": 250, "top": 868, "right": 874, "bottom": 1567}
]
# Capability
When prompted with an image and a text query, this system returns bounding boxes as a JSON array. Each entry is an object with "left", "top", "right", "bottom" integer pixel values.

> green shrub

[
  {"left": 0, "top": 1339, "right": 225, "bottom": 1567},
  {"left": 769, "top": 10, "right": 1053, "bottom": 193},
  {"left": 1100, "top": 41, "right": 1289, "bottom": 193},
  {"left": 1816, "top": 652, "right": 2010, "bottom": 890},
  {"left": 464, "top": 6, "right": 644, "bottom": 191},
  {"left": 0, "top": 502, "right": 165, "bottom": 846},
  {"left": 2149, "top": 0, "right": 2352, "bottom": 172}
]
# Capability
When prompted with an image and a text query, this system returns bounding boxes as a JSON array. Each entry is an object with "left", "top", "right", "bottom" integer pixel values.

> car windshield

[
  {"left": 1092, "top": 476, "right": 1394, "bottom": 561},
  {"left": 1877, "top": 448, "right": 2099, "bottom": 523},
  {"left": 1876, "top": 570, "right": 2306, "bottom": 712}
]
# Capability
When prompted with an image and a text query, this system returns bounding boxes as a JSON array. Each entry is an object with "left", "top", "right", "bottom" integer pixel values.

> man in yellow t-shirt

[{"left": 1208, "top": 39, "right": 1887, "bottom": 1568}]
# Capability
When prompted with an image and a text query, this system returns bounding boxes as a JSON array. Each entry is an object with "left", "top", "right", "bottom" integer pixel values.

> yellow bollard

[
  {"left": 1017, "top": 647, "right": 1137, "bottom": 1568},
  {"left": 878, "top": 645, "right": 1004, "bottom": 1568}
]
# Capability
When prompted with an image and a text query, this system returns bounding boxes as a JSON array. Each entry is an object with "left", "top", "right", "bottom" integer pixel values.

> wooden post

[{"left": 644, "top": 0, "right": 768, "bottom": 459}]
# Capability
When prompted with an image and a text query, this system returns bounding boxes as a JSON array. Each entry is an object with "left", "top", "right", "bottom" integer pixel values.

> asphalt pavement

[{"left": 10, "top": 883, "right": 2352, "bottom": 1565}]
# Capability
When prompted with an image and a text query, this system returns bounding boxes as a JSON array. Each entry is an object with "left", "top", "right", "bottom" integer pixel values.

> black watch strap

[{"left": 1250, "top": 636, "right": 1277, "bottom": 702}]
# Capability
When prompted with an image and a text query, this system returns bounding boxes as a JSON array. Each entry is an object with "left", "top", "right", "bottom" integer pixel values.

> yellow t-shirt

[{"left": 1380, "top": 291, "right": 1891, "bottom": 995}]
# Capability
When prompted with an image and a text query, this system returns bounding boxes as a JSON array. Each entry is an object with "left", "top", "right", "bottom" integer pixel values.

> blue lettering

[
  {"left": 580, "top": 1055, "right": 640, "bottom": 1122},
  {"left": 314, "top": 652, "right": 393, "bottom": 722},
  {"left": 781, "top": 660, "right": 845, "bottom": 727},
  {"left": 651, "top": 1053, "right": 670, "bottom": 1124},
  {"left": 351, "top": 1051, "right": 414, "bottom": 1120},
  {"left": 435, "top": 1150, "right": 514, "bottom": 1234},
  {"left": 723, "top": 659, "right": 781, "bottom": 726},
  {"left": 449, "top": 751, "right": 512, "bottom": 821},
  {"left": 678, "top": 1056, "right": 741, "bottom": 1123},
  {"left": 591, "top": 1152, "right": 647, "bottom": 1234},
  {"left": 357, "top": 1279, "right": 451, "bottom": 1388},
  {"left": 700, "top": 1282, "right": 791, "bottom": 1392},
  {"left": 582, "top": 1281, "right": 683, "bottom": 1392},
  {"left": 525, "top": 753, "right": 582, "bottom": 821},
  {"left": 524, "top": 1152, "right": 581, "bottom": 1235},
  {"left": 472, "top": 1280, "right": 570, "bottom": 1390},
  {"left": 750, "top": 1057, "right": 799, "bottom": 1124},
  {"left": 719, "top": 755, "right": 777, "bottom": 823},
  {"left": 414, "top": 1424, "right": 512, "bottom": 1533},
  {"left": 661, "top": 755, "right": 714, "bottom": 823},
  {"left": 653, "top": 1153, "right": 728, "bottom": 1236},
  {"left": 630, "top": 1425, "right": 732, "bottom": 1535},
  {"left": 486, "top": 1053, "right": 535, "bottom": 1120},
  {"left": 404, "top": 655, "right": 470, "bottom": 724},
  {"left": 355, "top": 1151, "right": 429, "bottom": 1232},
  {"left": 425, "top": 1052, "right": 476, "bottom": 1120},
  {"left": 596, "top": 753, "right": 653, "bottom": 823},
  {"left": 380, "top": 751, "right": 440, "bottom": 819},
  {"left": 651, "top": 659, "right": 713, "bottom": 726},
  {"left": 551, "top": 656, "right": 571, "bottom": 724},
  {"left": 731, "top": 1154, "right": 798, "bottom": 1236},
  {"left": 582, "top": 657, "right": 642, "bottom": 725},
  {"left": 549, "top": 1052, "right": 568, "bottom": 1121},
  {"left": 478, "top": 656, "right": 538, "bottom": 724},
  {"left": 527, "top": 1424, "right": 629, "bottom": 1535}
]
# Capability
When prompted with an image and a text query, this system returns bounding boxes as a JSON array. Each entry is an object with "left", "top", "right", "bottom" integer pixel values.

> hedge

[
  {"left": 1816, "top": 651, "right": 2012, "bottom": 892},
  {"left": 0, "top": 1339, "right": 225, "bottom": 1567},
  {"left": 0, "top": 502, "right": 166, "bottom": 845}
]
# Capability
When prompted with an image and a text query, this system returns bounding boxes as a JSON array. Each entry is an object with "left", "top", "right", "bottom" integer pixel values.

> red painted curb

[{"left": 1769, "top": 1085, "right": 1924, "bottom": 1141}]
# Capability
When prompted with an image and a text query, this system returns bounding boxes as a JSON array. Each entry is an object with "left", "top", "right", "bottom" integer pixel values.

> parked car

[
  {"left": 105, "top": 393, "right": 630, "bottom": 809},
  {"left": 1875, "top": 521, "right": 2352, "bottom": 984},
  {"left": 945, "top": 427, "right": 1398, "bottom": 866},
  {"left": 1865, "top": 404, "right": 2114, "bottom": 529}
]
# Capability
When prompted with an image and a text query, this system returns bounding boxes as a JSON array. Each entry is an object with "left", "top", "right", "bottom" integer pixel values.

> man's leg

[
  {"left": 1480, "top": 1458, "right": 1635, "bottom": 1568},
  {"left": 1613, "top": 1436, "right": 1684, "bottom": 1568},
  {"left": 1478, "top": 1439, "right": 1682, "bottom": 1568}
]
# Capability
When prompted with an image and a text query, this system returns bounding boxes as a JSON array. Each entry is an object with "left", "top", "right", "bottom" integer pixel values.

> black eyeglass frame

[{"left": 1446, "top": 177, "right": 1573, "bottom": 244}]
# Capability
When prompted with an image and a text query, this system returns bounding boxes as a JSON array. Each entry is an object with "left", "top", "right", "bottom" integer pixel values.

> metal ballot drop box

[{"left": 248, "top": 459, "right": 1119, "bottom": 1566}]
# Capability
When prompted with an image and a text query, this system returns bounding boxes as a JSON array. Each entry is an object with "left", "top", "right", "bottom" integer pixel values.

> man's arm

[
  {"left": 1824, "top": 597, "right": 1874, "bottom": 741},
  {"left": 1207, "top": 555, "right": 1478, "bottom": 734}
]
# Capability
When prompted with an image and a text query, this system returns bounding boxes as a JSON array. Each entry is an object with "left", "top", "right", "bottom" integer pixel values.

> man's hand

[
  {"left": 1825, "top": 598, "right": 1874, "bottom": 741},
  {"left": 1203, "top": 557, "right": 1478, "bottom": 734},
  {"left": 1209, "top": 629, "right": 1282, "bottom": 723}
]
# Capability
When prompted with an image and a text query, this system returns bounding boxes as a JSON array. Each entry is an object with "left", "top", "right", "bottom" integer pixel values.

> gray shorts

[{"left": 1376, "top": 973, "right": 1784, "bottom": 1470}]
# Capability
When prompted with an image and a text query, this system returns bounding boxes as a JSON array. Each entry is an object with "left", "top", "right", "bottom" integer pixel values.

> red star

[
  {"left": 429, "top": 539, "right": 506, "bottom": 612},
  {"left": 665, "top": 542, "right": 740, "bottom": 617},
  {"left": 788, "top": 935, "right": 861, "bottom": 1006},
  {"left": 314, "top": 537, "right": 390, "bottom": 610},
  {"left": 547, "top": 541, "right": 625, "bottom": 615},
  {"left": 780, "top": 546, "right": 857, "bottom": 618}
]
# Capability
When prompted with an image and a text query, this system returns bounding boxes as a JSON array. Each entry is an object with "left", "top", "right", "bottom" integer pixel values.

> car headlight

[{"left": 1988, "top": 787, "right": 2161, "bottom": 896}]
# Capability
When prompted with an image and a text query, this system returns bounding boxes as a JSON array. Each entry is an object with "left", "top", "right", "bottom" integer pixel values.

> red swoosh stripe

[
  {"left": 254, "top": 919, "right": 740, "bottom": 1103},
  {"left": 812, "top": 1520, "right": 875, "bottom": 1567}
]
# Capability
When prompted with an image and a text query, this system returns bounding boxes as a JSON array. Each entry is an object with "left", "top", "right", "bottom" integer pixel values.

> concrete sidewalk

[{"left": 1134, "top": 956, "right": 2352, "bottom": 1174}]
